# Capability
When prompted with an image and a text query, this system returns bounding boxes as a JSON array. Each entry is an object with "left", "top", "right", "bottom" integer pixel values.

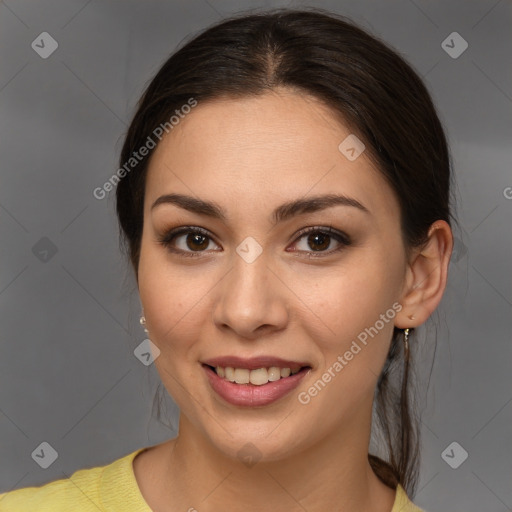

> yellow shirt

[{"left": 0, "top": 447, "right": 425, "bottom": 511}]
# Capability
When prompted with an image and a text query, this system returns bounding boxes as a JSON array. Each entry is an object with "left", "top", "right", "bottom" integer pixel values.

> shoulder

[
  {"left": 0, "top": 464, "right": 105, "bottom": 511},
  {"left": 392, "top": 484, "right": 427, "bottom": 512},
  {"left": 0, "top": 447, "right": 149, "bottom": 512}
]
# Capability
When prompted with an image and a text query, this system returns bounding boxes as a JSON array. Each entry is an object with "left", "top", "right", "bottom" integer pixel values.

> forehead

[{"left": 144, "top": 90, "right": 399, "bottom": 224}]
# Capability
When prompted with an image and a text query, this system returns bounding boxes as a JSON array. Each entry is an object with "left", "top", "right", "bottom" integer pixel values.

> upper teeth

[{"left": 216, "top": 366, "right": 301, "bottom": 385}]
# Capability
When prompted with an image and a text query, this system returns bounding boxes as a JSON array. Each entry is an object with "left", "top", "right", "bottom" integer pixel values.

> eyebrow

[{"left": 151, "top": 192, "right": 370, "bottom": 224}]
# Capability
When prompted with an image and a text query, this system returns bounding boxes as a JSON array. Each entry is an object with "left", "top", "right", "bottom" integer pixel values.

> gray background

[{"left": 0, "top": 1, "right": 511, "bottom": 511}]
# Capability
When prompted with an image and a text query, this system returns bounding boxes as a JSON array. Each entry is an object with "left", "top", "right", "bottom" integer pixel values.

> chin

[{"left": 195, "top": 415, "right": 310, "bottom": 465}]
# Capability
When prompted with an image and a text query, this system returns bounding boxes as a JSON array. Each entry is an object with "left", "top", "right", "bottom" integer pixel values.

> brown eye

[
  {"left": 185, "top": 232, "right": 210, "bottom": 251},
  {"left": 290, "top": 226, "right": 351, "bottom": 257},
  {"left": 306, "top": 232, "right": 331, "bottom": 251},
  {"left": 157, "top": 227, "right": 220, "bottom": 257},
  {"left": 158, "top": 225, "right": 351, "bottom": 259}
]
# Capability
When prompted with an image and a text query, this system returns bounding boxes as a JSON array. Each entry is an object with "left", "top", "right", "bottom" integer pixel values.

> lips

[{"left": 201, "top": 355, "right": 312, "bottom": 407}]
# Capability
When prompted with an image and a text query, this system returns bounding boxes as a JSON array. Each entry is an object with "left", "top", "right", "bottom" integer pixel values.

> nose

[{"left": 211, "top": 247, "right": 289, "bottom": 340}]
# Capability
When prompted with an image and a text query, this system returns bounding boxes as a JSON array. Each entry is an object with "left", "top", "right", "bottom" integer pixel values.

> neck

[{"left": 160, "top": 411, "right": 396, "bottom": 512}]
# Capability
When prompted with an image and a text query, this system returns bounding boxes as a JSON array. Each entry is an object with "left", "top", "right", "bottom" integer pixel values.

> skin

[{"left": 133, "top": 88, "right": 453, "bottom": 512}]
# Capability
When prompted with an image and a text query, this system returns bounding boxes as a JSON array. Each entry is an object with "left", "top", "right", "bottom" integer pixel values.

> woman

[{"left": 0, "top": 8, "right": 453, "bottom": 511}]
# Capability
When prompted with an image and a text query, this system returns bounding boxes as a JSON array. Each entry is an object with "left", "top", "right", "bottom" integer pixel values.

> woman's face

[{"left": 138, "top": 89, "right": 409, "bottom": 462}]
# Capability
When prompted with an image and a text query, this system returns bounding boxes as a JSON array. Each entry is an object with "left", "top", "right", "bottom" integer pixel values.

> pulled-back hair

[{"left": 116, "top": 8, "right": 455, "bottom": 497}]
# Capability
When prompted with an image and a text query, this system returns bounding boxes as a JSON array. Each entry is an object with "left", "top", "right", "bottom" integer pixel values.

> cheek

[
  {"left": 298, "top": 249, "right": 403, "bottom": 364},
  {"left": 138, "top": 251, "right": 213, "bottom": 410},
  {"left": 138, "top": 245, "right": 207, "bottom": 356},
  {"left": 291, "top": 258, "right": 403, "bottom": 420}
]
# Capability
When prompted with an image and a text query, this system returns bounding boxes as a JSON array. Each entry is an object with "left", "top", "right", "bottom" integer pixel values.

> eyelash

[{"left": 156, "top": 225, "right": 352, "bottom": 259}]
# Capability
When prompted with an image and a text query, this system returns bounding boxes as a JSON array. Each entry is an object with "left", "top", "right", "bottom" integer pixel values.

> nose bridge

[
  {"left": 229, "top": 239, "right": 274, "bottom": 307},
  {"left": 212, "top": 237, "right": 288, "bottom": 336}
]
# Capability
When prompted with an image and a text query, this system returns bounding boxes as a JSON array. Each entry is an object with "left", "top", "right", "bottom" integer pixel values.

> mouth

[
  {"left": 203, "top": 364, "right": 309, "bottom": 386},
  {"left": 201, "top": 357, "right": 312, "bottom": 407}
]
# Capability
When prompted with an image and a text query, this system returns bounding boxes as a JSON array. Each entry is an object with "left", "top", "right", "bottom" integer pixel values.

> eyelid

[
  {"left": 291, "top": 225, "right": 351, "bottom": 245},
  {"left": 156, "top": 225, "right": 218, "bottom": 257},
  {"left": 156, "top": 225, "right": 352, "bottom": 257}
]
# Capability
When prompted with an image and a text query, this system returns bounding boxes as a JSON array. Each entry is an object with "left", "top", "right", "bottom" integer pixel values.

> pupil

[
  {"left": 187, "top": 233, "right": 208, "bottom": 251},
  {"left": 184, "top": 232, "right": 331, "bottom": 252},
  {"left": 309, "top": 232, "right": 329, "bottom": 251}
]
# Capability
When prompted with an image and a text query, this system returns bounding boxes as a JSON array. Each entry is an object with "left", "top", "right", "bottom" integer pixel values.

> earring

[
  {"left": 140, "top": 315, "right": 149, "bottom": 334},
  {"left": 403, "top": 327, "right": 410, "bottom": 354}
]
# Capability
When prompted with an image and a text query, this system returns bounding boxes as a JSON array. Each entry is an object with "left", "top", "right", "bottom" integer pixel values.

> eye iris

[
  {"left": 187, "top": 233, "right": 209, "bottom": 251},
  {"left": 308, "top": 232, "right": 330, "bottom": 251},
  {"left": 176, "top": 229, "right": 338, "bottom": 253}
]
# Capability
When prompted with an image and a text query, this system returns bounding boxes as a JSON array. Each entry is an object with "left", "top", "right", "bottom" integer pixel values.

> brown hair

[{"left": 116, "top": 7, "right": 455, "bottom": 498}]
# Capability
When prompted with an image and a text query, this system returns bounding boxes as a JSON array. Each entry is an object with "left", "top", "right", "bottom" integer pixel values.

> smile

[
  {"left": 212, "top": 365, "right": 301, "bottom": 385},
  {"left": 202, "top": 362, "right": 311, "bottom": 407}
]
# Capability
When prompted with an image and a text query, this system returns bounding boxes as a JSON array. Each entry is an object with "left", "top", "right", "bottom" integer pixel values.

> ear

[{"left": 395, "top": 220, "right": 453, "bottom": 329}]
